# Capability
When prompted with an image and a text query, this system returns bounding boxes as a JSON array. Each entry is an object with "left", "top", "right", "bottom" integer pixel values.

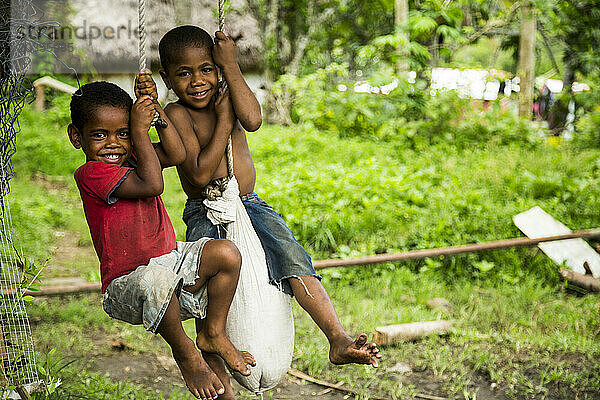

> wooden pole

[
  {"left": 314, "top": 228, "right": 600, "bottom": 270},
  {"left": 374, "top": 320, "right": 453, "bottom": 346},
  {"left": 559, "top": 269, "right": 600, "bottom": 292},
  {"left": 2, "top": 282, "right": 101, "bottom": 297}
]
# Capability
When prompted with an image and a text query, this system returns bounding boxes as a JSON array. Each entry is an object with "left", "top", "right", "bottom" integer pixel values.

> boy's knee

[{"left": 208, "top": 239, "right": 241, "bottom": 272}]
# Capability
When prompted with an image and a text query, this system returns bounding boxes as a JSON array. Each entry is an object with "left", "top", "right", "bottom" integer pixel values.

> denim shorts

[
  {"left": 102, "top": 238, "right": 212, "bottom": 333},
  {"left": 183, "top": 193, "right": 320, "bottom": 296}
]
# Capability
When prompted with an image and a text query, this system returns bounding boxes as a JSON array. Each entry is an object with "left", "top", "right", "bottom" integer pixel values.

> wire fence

[{"left": 0, "top": 0, "right": 61, "bottom": 391}]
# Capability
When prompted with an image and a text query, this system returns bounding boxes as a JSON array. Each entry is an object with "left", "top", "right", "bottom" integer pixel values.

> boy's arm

[
  {"left": 213, "top": 31, "right": 262, "bottom": 132},
  {"left": 164, "top": 89, "right": 235, "bottom": 188},
  {"left": 113, "top": 95, "right": 164, "bottom": 198},
  {"left": 135, "top": 70, "right": 186, "bottom": 167}
]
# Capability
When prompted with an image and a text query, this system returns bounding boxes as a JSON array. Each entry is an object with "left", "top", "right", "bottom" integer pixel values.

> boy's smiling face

[
  {"left": 160, "top": 46, "right": 218, "bottom": 109},
  {"left": 68, "top": 106, "right": 132, "bottom": 166}
]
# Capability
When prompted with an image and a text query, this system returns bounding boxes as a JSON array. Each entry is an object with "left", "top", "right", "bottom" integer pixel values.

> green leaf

[
  {"left": 474, "top": 260, "right": 495, "bottom": 273},
  {"left": 411, "top": 16, "right": 437, "bottom": 35}
]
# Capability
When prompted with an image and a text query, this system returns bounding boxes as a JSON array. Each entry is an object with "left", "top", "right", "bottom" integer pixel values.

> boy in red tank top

[{"left": 68, "top": 76, "right": 254, "bottom": 399}]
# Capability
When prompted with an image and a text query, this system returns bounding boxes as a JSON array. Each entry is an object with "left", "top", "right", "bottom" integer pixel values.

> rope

[
  {"left": 218, "top": 0, "right": 234, "bottom": 178},
  {"left": 138, "top": 0, "right": 147, "bottom": 72},
  {"left": 138, "top": 0, "right": 167, "bottom": 128},
  {"left": 219, "top": 0, "right": 225, "bottom": 31}
]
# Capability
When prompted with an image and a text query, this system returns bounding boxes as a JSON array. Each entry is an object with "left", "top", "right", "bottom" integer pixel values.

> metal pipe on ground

[
  {"left": 314, "top": 228, "right": 600, "bottom": 270},
  {"left": 7, "top": 228, "right": 600, "bottom": 296}
]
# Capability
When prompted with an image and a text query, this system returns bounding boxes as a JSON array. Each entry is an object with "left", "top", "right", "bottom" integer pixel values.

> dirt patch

[{"left": 85, "top": 349, "right": 352, "bottom": 399}]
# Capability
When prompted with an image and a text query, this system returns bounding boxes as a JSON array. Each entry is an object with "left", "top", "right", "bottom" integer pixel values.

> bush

[
  {"left": 275, "top": 66, "right": 542, "bottom": 149},
  {"left": 572, "top": 106, "right": 600, "bottom": 149},
  {"left": 405, "top": 92, "right": 542, "bottom": 149},
  {"left": 249, "top": 125, "right": 578, "bottom": 284},
  {"left": 273, "top": 64, "right": 427, "bottom": 140},
  {"left": 13, "top": 92, "right": 84, "bottom": 178}
]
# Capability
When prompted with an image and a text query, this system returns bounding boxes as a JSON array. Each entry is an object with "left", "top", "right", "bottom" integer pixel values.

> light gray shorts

[{"left": 102, "top": 238, "right": 212, "bottom": 333}]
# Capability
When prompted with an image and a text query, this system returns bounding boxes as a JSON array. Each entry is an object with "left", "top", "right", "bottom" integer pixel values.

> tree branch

[{"left": 286, "top": 4, "right": 335, "bottom": 76}]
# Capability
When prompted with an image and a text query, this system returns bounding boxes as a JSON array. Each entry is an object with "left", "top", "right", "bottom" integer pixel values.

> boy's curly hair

[
  {"left": 159, "top": 25, "right": 213, "bottom": 72},
  {"left": 70, "top": 81, "right": 132, "bottom": 131}
]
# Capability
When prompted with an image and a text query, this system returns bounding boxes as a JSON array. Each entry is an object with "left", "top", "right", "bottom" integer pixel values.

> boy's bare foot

[
  {"left": 203, "top": 352, "right": 236, "bottom": 400},
  {"left": 172, "top": 345, "right": 225, "bottom": 399},
  {"left": 329, "top": 333, "right": 381, "bottom": 367},
  {"left": 196, "top": 331, "right": 256, "bottom": 376}
]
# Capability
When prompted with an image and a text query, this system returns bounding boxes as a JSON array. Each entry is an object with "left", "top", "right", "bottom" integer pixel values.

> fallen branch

[
  {"left": 287, "top": 368, "right": 447, "bottom": 400},
  {"left": 374, "top": 321, "right": 453, "bottom": 346}
]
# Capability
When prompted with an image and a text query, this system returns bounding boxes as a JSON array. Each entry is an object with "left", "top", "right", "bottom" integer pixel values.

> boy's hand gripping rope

[{"left": 138, "top": 0, "right": 168, "bottom": 129}]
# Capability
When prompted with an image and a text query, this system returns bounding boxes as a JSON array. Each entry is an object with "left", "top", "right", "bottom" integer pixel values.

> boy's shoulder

[
  {"left": 75, "top": 160, "right": 131, "bottom": 177},
  {"left": 164, "top": 101, "right": 193, "bottom": 122},
  {"left": 74, "top": 161, "right": 131, "bottom": 197},
  {"left": 164, "top": 101, "right": 189, "bottom": 115}
]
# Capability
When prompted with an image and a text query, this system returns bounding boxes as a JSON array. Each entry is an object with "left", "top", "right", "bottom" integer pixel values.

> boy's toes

[
  {"left": 188, "top": 386, "right": 200, "bottom": 398},
  {"left": 206, "top": 386, "right": 219, "bottom": 399},
  {"left": 242, "top": 351, "right": 256, "bottom": 366},
  {"left": 352, "top": 333, "right": 368, "bottom": 349},
  {"left": 239, "top": 365, "right": 251, "bottom": 376}
]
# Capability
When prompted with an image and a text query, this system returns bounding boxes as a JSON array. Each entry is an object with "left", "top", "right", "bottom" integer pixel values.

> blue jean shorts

[
  {"left": 102, "top": 238, "right": 211, "bottom": 333},
  {"left": 183, "top": 193, "right": 320, "bottom": 296}
]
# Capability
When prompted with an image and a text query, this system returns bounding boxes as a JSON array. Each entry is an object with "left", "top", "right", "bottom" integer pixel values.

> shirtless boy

[
  {"left": 158, "top": 25, "right": 381, "bottom": 398},
  {"left": 68, "top": 77, "right": 254, "bottom": 400}
]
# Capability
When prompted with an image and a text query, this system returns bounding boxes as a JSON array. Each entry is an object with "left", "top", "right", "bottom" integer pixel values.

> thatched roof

[{"left": 65, "top": 0, "right": 262, "bottom": 73}]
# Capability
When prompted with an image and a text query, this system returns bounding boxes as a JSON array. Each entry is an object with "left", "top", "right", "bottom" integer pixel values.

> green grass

[{"left": 10, "top": 96, "right": 600, "bottom": 399}]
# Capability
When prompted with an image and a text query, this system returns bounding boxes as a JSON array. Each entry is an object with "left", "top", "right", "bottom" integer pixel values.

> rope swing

[
  {"left": 218, "top": 0, "right": 235, "bottom": 180},
  {"left": 135, "top": 0, "right": 294, "bottom": 394},
  {"left": 200, "top": 1, "right": 295, "bottom": 394}
]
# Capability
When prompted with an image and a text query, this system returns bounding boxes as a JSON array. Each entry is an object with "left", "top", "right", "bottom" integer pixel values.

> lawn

[{"left": 10, "top": 97, "right": 600, "bottom": 399}]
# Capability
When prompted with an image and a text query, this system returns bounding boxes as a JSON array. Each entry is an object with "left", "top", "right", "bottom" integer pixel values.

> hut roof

[{"left": 64, "top": 0, "right": 262, "bottom": 74}]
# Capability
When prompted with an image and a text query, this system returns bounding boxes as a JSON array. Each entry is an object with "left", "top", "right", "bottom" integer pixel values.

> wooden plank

[{"left": 513, "top": 207, "right": 600, "bottom": 277}]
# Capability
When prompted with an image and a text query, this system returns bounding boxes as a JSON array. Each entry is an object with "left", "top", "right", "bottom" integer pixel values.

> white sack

[{"left": 204, "top": 177, "right": 294, "bottom": 394}]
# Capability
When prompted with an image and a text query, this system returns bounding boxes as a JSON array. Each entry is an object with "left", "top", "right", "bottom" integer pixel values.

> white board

[{"left": 513, "top": 206, "right": 600, "bottom": 277}]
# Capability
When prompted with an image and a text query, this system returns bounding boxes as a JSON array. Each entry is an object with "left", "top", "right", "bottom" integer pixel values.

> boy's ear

[
  {"left": 67, "top": 124, "right": 82, "bottom": 149},
  {"left": 159, "top": 69, "right": 171, "bottom": 90}
]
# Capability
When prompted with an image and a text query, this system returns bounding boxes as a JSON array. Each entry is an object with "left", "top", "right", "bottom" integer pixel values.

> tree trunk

[
  {"left": 517, "top": 0, "right": 536, "bottom": 119},
  {"left": 264, "top": 0, "right": 280, "bottom": 82},
  {"left": 431, "top": 34, "right": 439, "bottom": 68},
  {"left": 263, "top": 0, "right": 286, "bottom": 125},
  {"left": 395, "top": 0, "right": 409, "bottom": 74}
]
